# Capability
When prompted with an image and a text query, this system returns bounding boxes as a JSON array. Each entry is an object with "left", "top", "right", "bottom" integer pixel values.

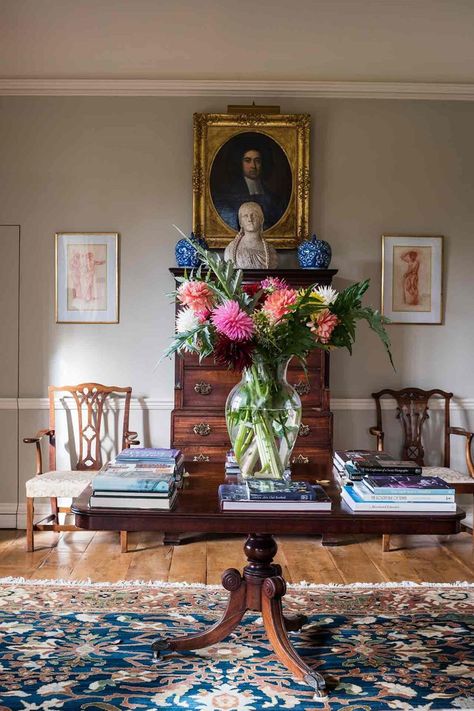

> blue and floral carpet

[{"left": 0, "top": 578, "right": 473, "bottom": 710}]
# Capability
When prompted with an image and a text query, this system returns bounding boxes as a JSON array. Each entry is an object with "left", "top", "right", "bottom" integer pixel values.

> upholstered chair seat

[
  {"left": 422, "top": 467, "right": 474, "bottom": 484},
  {"left": 25, "top": 470, "right": 96, "bottom": 499}
]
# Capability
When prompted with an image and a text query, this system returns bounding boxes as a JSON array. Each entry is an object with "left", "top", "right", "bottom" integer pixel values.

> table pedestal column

[{"left": 152, "top": 533, "right": 326, "bottom": 698}]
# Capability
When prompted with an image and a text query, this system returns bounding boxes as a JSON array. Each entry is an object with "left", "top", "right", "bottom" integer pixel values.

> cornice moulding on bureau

[
  {"left": 1, "top": 79, "right": 474, "bottom": 101},
  {"left": 7, "top": 397, "right": 474, "bottom": 411}
]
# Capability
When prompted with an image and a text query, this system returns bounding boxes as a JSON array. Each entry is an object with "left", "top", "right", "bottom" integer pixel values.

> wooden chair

[
  {"left": 23, "top": 383, "right": 139, "bottom": 552},
  {"left": 370, "top": 387, "right": 474, "bottom": 551}
]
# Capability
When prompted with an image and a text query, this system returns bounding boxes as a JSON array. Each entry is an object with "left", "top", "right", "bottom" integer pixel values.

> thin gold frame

[
  {"left": 55, "top": 232, "right": 119, "bottom": 324},
  {"left": 381, "top": 234, "right": 444, "bottom": 324},
  {"left": 193, "top": 112, "right": 310, "bottom": 248}
]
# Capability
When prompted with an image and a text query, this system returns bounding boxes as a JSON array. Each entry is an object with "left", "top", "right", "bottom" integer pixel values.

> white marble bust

[{"left": 224, "top": 202, "right": 278, "bottom": 269}]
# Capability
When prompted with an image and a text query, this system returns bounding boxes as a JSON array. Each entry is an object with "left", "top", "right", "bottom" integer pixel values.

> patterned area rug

[{"left": 0, "top": 578, "right": 473, "bottom": 711}]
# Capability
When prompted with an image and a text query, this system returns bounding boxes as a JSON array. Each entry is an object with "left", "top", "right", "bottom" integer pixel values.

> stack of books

[
  {"left": 218, "top": 479, "right": 332, "bottom": 512},
  {"left": 89, "top": 448, "right": 183, "bottom": 510},
  {"left": 333, "top": 449, "right": 422, "bottom": 482},
  {"left": 341, "top": 475, "right": 456, "bottom": 513}
]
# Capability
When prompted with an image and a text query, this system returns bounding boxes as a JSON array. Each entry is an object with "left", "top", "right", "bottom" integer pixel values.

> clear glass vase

[{"left": 225, "top": 357, "right": 302, "bottom": 480}]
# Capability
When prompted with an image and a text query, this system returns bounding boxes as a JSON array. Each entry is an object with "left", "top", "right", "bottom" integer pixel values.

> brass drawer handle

[
  {"left": 194, "top": 381, "right": 213, "bottom": 395},
  {"left": 193, "top": 454, "right": 210, "bottom": 462},
  {"left": 193, "top": 422, "right": 212, "bottom": 437},
  {"left": 298, "top": 423, "right": 311, "bottom": 437},
  {"left": 293, "top": 381, "right": 310, "bottom": 396},
  {"left": 291, "top": 454, "right": 309, "bottom": 464}
]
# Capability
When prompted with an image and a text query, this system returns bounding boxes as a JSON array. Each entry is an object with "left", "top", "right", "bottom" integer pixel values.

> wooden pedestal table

[
  {"left": 72, "top": 464, "right": 465, "bottom": 699},
  {"left": 153, "top": 532, "right": 325, "bottom": 695}
]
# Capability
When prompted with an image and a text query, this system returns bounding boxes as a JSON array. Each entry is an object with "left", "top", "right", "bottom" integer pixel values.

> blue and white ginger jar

[
  {"left": 175, "top": 232, "right": 208, "bottom": 268},
  {"left": 297, "top": 234, "right": 332, "bottom": 269}
]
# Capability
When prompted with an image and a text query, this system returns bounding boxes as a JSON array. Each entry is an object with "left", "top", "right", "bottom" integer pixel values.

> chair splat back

[
  {"left": 48, "top": 383, "right": 132, "bottom": 471},
  {"left": 372, "top": 387, "right": 453, "bottom": 467}
]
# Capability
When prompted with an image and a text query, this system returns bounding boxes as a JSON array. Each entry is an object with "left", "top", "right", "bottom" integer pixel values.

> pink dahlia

[
  {"left": 177, "top": 281, "right": 214, "bottom": 312},
  {"left": 308, "top": 310, "right": 339, "bottom": 344},
  {"left": 211, "top": 300, "right": 254, "bottom": 341},
  {"left": 195, "top": 308, "right": 211, "bottom": 324},
  {"left": 262, "top": 288, "right": 297, "bottom": 323},
  {"left": 260, "top": 276, "right": 289, "bottom": 292}
]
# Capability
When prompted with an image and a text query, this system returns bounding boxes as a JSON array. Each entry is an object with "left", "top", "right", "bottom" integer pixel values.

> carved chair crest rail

[{"left": 23, "top": 382, "right": 139, "bottom": 552}]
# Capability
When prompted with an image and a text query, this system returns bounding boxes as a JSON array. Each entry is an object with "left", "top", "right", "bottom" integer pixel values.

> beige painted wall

[
  {"left": 1, "top": 96, "right": 473, "bottom": 397},
  {"left": 1, "top": 95, "right": 473, "bottom": 518},
  {"left": 2, "top": 0, "right": 474, "bottom": 83}
]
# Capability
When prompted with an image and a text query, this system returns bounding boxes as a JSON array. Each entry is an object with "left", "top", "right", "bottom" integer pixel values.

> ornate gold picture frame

[{"left": 193, "top": 112, "right": 310, "bottom": 249}]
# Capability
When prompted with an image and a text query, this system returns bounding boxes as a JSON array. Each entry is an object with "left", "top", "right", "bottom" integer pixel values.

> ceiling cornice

[{"left": 1, "top": 79, "right": 474, "bottom": 100}]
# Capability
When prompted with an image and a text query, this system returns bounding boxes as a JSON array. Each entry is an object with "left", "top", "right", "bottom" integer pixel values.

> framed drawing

[
  {"left": 193, "top": 112, "right": 310, "bottom": 249},
  {"left": 55, "top": 232, "right": 119, "bottom": 323},
  {"left": 381, "top": 235, "right": 443, "bottom": 324}
]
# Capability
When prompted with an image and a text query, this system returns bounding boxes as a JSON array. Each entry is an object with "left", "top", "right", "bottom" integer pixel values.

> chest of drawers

[{"left": 169, "top": 267, "right": 337, "bottom": 476}]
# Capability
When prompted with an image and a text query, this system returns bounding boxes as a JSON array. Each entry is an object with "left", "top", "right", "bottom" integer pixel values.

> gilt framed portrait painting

[
  {"left": 193, "top": 112, "right": 310, "bottom": 248},
  {"left": 381, "top": 235, "right": 443, "bottom": 324},
  {"left": 55, "top": 232, "right": 119, "bottom": 323}
]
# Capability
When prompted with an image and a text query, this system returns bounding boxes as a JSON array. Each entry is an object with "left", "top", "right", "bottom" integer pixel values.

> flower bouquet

[{"left": 165, "top": 245, "right": 392, "bottom": 480}]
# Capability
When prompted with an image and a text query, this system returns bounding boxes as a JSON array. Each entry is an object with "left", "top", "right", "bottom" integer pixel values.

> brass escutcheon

[
  {"left": 193, "top": 423, "right": 212, "bottom": 436},
  {"left": 293, "top": 381, "right": 310, "bottom": 396},
  {"left": 194, "top": 382, "right": 213, "bottom": 395}
]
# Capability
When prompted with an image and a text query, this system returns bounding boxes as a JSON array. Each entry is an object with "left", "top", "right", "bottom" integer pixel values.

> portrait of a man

[{"left": 210, "top": 132, "right": 292, "bottom": 232}]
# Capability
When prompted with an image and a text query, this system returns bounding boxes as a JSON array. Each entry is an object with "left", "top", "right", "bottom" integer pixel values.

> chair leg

[
  {"left": 382, "top": 534, "right": 391, "bottom": 552},
  {"left": 120, "top": 531, "right": 128, "bottom": 553},
  {"left": 26, "top": 497, "right": 34, "bottom": 552},
  {"left": 50, "top": 497, "right": 59, "bottom": 527}
]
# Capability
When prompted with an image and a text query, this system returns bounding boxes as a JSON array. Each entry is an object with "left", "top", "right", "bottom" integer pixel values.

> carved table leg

[
  {"left": 152, "top": 568, "right": 246, "bottom": 655},
  {"left": 152, "top": 533, "right": 326, "bottom": 698},
  {"left": 269, "top": 562, "right": 308, "bottom": 630},
  {"left": 262, "top": 576, "right": 326, "bottom": 697}
]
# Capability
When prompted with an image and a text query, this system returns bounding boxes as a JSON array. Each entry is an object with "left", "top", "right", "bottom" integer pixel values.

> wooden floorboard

[{"left": 0, "top": 530, "right": 472, "bottom": 584}]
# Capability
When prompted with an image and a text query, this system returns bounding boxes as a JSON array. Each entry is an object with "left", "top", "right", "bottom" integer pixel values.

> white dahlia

[
  {"left": 176, "top": 307, "right": 199, "bottom": 334},
  {"left": 314, "top": 285, "right": 338, "bottom": 305}
]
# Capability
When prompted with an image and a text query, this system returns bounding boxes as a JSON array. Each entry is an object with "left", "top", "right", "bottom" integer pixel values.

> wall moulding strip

[
  {"left": 1, "top": 79, "right": 474, "bottom": 101},
  {"left": 5, "top": 397, "right": 474, "bottom": 412}
]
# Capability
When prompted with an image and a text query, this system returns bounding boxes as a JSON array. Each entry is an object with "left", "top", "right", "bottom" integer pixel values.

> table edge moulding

[{"left": 169, "top": 267, "right": 338, "bottom": 475}]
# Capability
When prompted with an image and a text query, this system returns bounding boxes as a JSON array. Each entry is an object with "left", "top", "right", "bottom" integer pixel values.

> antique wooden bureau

[{"left": 169, "top": 267, "right": 338, "bottom": 476}]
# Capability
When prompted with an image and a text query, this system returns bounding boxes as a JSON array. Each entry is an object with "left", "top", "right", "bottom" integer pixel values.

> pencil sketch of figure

[
  {"left": 401, "top": 249, "right": 420, "bottom": 305},
  {"left": 67, "top": 245, "right": 108, "bottom": 311},
  {"left": 83, "top": 251, "right": 106, "bottom": 302},
  {"left": 70, "top": 252, "right": 83, "bottom": 300}
]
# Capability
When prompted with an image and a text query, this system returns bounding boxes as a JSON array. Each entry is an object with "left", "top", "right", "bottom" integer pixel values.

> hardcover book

[
  {"left": 92, "top": 471, "right": 175, "bottom": 493},
  {"left": 218, "top": 484, "right": 332, "bottom": 511},
  {"left": 355, "top": 459, "right": 422, "bottom": 475},
  {"left": 363, "top": 475, "right": 455, "bottom": 496},
  {"left": 334, "top": 450, "right": 394, "bottom": 466},
  {"left": 342, "top": 485, "right": 456, "bottom": 512},
  {"left": 89, "top": 490, "right": 178, "bottom": 510},
  {"left": 353, "top": 481, "right": 455, "bottom": 503},
  {"left": 91, "top": 489, "right": 171, "bottom": 498},
  {"left": 103, "top": 462, "right": 177, "bottom": 475},
  {"left": 246, "top": 479, "right": 320, "bottom": 501},
  {"left": 116, "top": 448, "right": 182, "bottom": 463}
]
